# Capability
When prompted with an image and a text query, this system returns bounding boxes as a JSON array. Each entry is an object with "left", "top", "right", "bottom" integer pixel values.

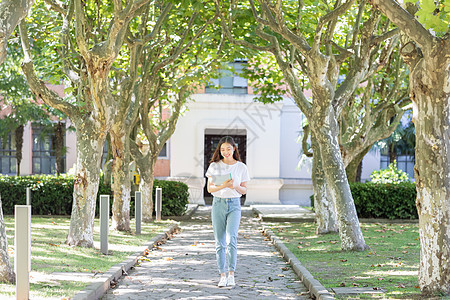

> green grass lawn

[
  {"left": 265, "top": 221, "right": 442, "bottom": 299},
  {"left": 0, "top": 216, "right": 174, "bottom": 299}
]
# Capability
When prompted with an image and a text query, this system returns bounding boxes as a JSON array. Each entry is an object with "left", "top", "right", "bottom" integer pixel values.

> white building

[{"left": 169, "top": 87, "right": 383, "bottom": 206}]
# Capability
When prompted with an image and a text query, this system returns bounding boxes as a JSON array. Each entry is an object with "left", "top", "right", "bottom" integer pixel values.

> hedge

[
  {"left": 0, "top": 175, "right": 189, "bottom": 217},
  {"left": 310, "top": 182, "right": 417, "bottom": 219}
]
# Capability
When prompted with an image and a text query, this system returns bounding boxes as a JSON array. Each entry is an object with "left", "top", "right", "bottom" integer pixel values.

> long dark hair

[{"left": 210, "top": 136, "right": 242, "bottom": 163}]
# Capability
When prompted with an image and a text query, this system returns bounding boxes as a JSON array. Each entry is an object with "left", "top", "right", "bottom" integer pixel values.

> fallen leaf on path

[
  {"left": 165, "top": 257, "right": 174, "bottom": 261},
  {"left": 277, "top": 274, "right": 285, "bottom": 277}
]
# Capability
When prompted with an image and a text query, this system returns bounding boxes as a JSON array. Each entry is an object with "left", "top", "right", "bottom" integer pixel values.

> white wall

[
  {"left": 278, "top": 98, "right": 314, "bottom": 205},
  {"left": 361, "top": 149, "right": 381, "bottom": 182}
]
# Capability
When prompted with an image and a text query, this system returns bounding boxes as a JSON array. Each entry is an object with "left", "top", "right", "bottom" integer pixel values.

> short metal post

[
  {"left": 15, "top": 205, "right": 31, "bottom": 300},
  {"left": 26, "top": 188, "right": 31, "bottom": 205},
  {"left": 100, "top": 195, "right": 109, "bottom": 255},
  {"left": 155, "top": 187, "right": 162, "bottom": 222},
  {"left": 135, "top": 191, "right": 142, "bottom": 235}
]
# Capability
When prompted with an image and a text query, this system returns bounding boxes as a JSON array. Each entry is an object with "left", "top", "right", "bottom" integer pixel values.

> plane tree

[{"left": 369, "top": 0, "right": 450, "bottom": 293}]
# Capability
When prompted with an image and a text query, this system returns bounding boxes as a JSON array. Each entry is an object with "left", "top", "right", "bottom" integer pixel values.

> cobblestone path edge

[
  {"left": 262, "top": 226, "right": 335, "bottom": 300},
  {"left": 72, "top": 223, "right": 180, "bottom": 300}
]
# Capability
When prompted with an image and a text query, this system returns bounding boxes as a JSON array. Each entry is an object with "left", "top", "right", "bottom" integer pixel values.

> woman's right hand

[{"left": 222, "top": 179, "right": 234, "bottom": 189}]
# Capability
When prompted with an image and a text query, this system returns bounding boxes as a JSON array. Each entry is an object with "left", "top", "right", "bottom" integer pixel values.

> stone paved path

[{"left": 103, "top": 206, "right": 311, "bottom": 299}]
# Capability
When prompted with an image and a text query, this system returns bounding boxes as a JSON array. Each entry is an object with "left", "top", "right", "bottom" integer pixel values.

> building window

[
  {"left": 205, "top": 61, "right": 248, "bottom": 94},
  {"left": 0, "top": 134, "right": 16, "bottom": 174},
  {"left": 380, "top": 155, "right": 415, "bottom": 179},
  {"left": 32, "top": 126, "right": 65, "bottom": 174},
  {"left": 158, "top": 143, "right": 168, "bottom": 158}
]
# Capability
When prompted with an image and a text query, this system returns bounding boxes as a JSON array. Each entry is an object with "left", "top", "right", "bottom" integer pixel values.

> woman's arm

[
  {"left": 235, "top": 181, "right": 247, "bottom": 195},
  {"left": 207, "top": 177, "right": 234, "bottom": 193}
]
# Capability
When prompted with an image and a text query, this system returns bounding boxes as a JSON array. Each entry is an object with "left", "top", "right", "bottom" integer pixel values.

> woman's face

[{"left": 220, "top": 142, "right": 235, "bottom": 160}]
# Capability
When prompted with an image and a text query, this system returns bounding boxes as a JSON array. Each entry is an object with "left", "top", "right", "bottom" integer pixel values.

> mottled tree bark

[
  {"left": 311, "top": 134, "right": 338, "bottom": 234},
  {"left": 54, "top": 121, "right": 65, "bottom": 176},
  {"left": 66, "top": 125, "right": 106, "bottom": 247},
  {"left": 0, "top": 195, "right": 14, "bottom": 283},
  {"left": 412, "top": 49, "right": 450, "bottom": 294},
  {"left": 346, "top": 146, "right": 371, "bottom": 182},
  {"left": 137, "top": 157, "right": 157, "bottom": 222},
  {"left": 0, "top": 0, "right": 34, "bottom": 65},
  {"left": 14, "top": 124, "right": 23, "bottom": 176},
  {"left": 110, "top": 127, "right": 131, "bottom": 231},
  {"left": 312, "top": 106, "right": 369, "bottom": 250},
  {"left": 370, "top": 0, "right": 450, "bottom": 293}
]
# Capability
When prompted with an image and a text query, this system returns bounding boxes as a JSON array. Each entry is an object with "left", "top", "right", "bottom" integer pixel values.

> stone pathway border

[
  {"left": 72, "top": 223, "right": 179, "bottom": 300},
  {"left": 262, "top": 226, "right": 335, "bottom": 300}
]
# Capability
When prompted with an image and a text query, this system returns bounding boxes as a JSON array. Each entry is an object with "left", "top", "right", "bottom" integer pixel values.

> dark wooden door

[{"left": 204, "top": 134, "right": 247, "bottom": 205}]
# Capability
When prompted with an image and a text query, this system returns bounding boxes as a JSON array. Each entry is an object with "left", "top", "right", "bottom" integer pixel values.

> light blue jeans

[{"left": 211, "top": 197, "right": 241, "bottom": 274}]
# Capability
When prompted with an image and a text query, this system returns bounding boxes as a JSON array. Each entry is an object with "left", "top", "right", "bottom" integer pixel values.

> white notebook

[{"left": 211, "top": 173, "right": 232, "bottom": 186}]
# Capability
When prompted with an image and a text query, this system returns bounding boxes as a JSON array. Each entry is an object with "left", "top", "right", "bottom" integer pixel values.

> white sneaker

[
  {"left": 227, "top": 274, "right": 235, "bottom": 286},
  {"left": 218, "top": 276, "right": 227, "bottom": 287}
]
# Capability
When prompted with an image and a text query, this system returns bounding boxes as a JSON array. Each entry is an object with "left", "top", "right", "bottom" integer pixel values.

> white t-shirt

[{"left": 205, "top": 160, "right": 250, "bottom": 198}]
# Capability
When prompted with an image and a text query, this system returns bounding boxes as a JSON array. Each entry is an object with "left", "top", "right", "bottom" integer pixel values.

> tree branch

[
  {"left": 142, "top": 3, "right": 173, "bottom": 44},
  {"left": 0, "top": 0, "right": 35, "bottom": 65},
  {"left": 302, "top": 124, "right": 313, "bottom": 157},
  {"left": 60, "top": 1, "right": 80, "bottom": 83},
  {"left": 256, "top": 0, "right": 311, "bottom": 54},
  {"left": 43, "top": 0, "right": 66, "bottom": 15},
  {"left": 214, "top": 1, "right": 274, "bottom": 52},
  {"left": 369, "top": 0, "right": 434, "bottom": 51},
  {"left": 372, "top": 28, "right": 399, "bottom": 45},
  {"left": 73, "top": 0, "right": 90, "bottom": 58},
  {"left": 19, "top": 21, "right": 77, "bottom": 118}
]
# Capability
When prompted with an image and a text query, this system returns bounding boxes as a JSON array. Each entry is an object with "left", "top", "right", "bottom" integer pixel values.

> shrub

[
  {"left": 0, "top": 175, "right": 188, "bottom": 217},
  {"left": 351, "top": 182, "right": 417, "bottom": 219},
  {"left": 153, "top": 179, "right": 190, "bottom": 216},
  {"left": 370, "top": 161, "right": 410, "bottom": 184},
  {"left": 309, "top": 182, "right": 417, "bottom": 219}
]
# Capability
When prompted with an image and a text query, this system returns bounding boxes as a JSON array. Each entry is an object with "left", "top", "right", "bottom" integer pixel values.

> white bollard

[
  {"left": 155, "top": 187, "right": 162, "bottom": 222},
  {"left": 100, "top": 195, "right": 110, "bottom": 255},
  {"left": 135, "top": 191, "right": 142, "bottom": 235},
  {"left": 15, "top": 205, "right": 31, "bottom": 300},
  {"left": 26, "top": 188, "right": 31, "bottom": 206}
]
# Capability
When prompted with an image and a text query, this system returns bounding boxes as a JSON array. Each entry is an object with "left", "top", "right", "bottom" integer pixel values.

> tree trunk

[
  {"left": 0, "top": 0, "right": 34, "bottom": 65},
  {"left": 0, "top": 195, "right": 14, "bottom": 283},
  {"left": 54, "top": 122, "right": 65, "bottom": 176},
  {"left": 311, "top": 134, "right": 338, "bottom": 234},
  {"left": 346, "top": 146, "right": 371, "bottom": 182},
  {"left": 66, "top": 126, "right": 105, "bottom": 247},
  {"left": 110, "top": 127, "right": 131, "bottom": 232},
  {"left": 312, "top": 108, "right": 369, "bottom": 251},
  {"left": 413, "top": 50, "right": 450, "bottom": 294},
  {"left": 388, "top": 142, "right": 397, "bottom": 165},
  {"left": 14, "top": 125, "right": 23, "bottom": 176},
  {"left": 138, "top": 157, "right": 157, "bottom": 223}
]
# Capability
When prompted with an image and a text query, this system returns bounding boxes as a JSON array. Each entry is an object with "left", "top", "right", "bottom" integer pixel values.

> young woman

[{"left": 205, "top": 136, "right": 250, "bottom": 288}]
